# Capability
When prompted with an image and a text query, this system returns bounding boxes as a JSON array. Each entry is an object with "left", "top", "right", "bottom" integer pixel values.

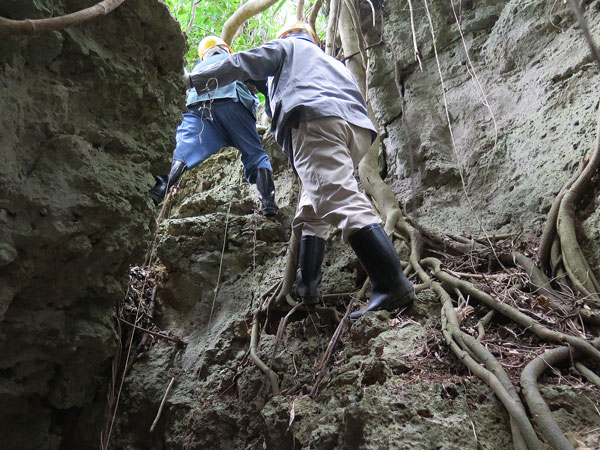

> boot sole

[
  {"left": 350, "top": 289, "right": 415, "bottom": 323},
  {"left": 300, "top": 296, "right": 319, "bottom": 306},
  {"left": 383, "top": 288, "right": 416, "bottom": 310}
]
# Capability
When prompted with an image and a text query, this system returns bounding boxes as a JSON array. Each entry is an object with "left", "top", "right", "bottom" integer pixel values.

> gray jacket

[{"left": 189, "top": 37, "right": 376, "bottom": 154}]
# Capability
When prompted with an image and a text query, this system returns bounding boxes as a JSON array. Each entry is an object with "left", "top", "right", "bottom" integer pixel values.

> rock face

[
  {"left": 0, "top": 1, "right": 184, "bottom": 448},
  {"left": 109, "top": 1, "right": 600, "bottom": 449},
  {"left": 368, "top": 0, "right": 600, "bottom": 246},
  {"left": 3, "top": 0, "right": 600, "bottom": 449}
]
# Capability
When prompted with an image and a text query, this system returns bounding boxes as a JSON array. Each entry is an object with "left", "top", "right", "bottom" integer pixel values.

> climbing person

[
  {"left": 184, "top": 22, "right": 415, "bottom": 321},
  {"left": 150, "top": 35, "right": 279, "bottom": 217}
]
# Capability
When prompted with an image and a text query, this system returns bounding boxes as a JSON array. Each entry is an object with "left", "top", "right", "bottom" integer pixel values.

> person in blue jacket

[{"left": 150, "top": 36, "right": 279, "bottom": 216}]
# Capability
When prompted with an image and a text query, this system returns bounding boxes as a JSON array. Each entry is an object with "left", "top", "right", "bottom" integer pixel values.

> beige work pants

[{"left": 291, "top": 116, "right": 382, "bottom": 242}]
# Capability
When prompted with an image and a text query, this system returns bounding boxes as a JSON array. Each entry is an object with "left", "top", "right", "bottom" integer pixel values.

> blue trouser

[{"left": 173, "top": 100, "right": 272, "bottom": 184}]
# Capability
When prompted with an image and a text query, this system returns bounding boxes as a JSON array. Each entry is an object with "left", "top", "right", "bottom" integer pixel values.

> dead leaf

[{"left": 535, "top": 295, "right": 549, "bottom": 308}]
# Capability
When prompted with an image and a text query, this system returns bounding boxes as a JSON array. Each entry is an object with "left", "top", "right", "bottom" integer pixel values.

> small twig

[
  {"left": 149, "top": 377, "right": 175, "bottom": 433},
  {"left": 147, "top": 285, "right": 158, "bottom": 319},
  {"left": 209, "top": 201, "right": 233, "bottom": 324},
  {"left": 117, "top": 318, "right": 186, "bottom": 346},
  {"left": 271, "top": 303, "right": 302, "bottom": 361},
  {"left": 448, "top": 270, "right": 508, "bottom": 280},
  {"left": 185, "top": 0, "right": 198, "bottom": 36},
  {"left": 476, "top": 309, "right": 495, "bottom": 341},
  {"left": 321, "top": 292, "right": 355, "bottom": 299},
  {"left": 407, "top": 0, "right": 423, "bottom": 70},
  {"left": 340, "top": 41, "right": 387, "bottom": 63},
  {"left": 310, "top": 297, "right": 355, "bottom": 397}
]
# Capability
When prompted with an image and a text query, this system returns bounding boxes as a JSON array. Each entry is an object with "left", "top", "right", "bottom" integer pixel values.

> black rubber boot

[
  {"left": 255, "top": 168, "right": 279, "bottom": 217},
  {"left": 349, "top": 223, "right": 415, "bottom": 322},
  {"left": 149, "top": 160, "right": 187, "bottom": 205},
  {"left": 295, "top": 235, "right": 326, "bottom": 305}
]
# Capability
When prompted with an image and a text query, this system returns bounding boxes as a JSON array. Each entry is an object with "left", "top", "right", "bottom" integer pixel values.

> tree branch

[
  {"left": 296, "top": 0, "right": 305, "bottom": 21},
  {"left": 221, "top": 0, "right": 279, "bottom": 45},
  {"left": 309, "top": 0, "right": 323, "bottom": 34},
  {"left": 325, "top": 0, "right": 340, "bottom": 56},
  {"left": 0, "top": 0, "right": 124, "bottom": 37},
  {"left": 185, "top": 0, "right": 199, "bottom": 37}
]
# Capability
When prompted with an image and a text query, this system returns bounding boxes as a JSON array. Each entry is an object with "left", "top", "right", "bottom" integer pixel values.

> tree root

[
  {"left": 411, "top": 217, "right": 573, "bottom": 313},
  {"left": 436, "top": 282, "right": 541, "bottom": 450},
  {"left": 275, "top": 184, "right": 302, "bottom": 308},
  {"left": 325, "top": 0, "right": 341, "bottom": 57},
  {"left": 521, "top": 338, "right": 600, "bottom": 450},
  {"left": 460, "top": 333, "right": 533, "bottom": 450},
  {"left": 579, "top": 308, "right": 600, "bottom": 326},
  {"left": 325, "top": 3, "right": 600, "bottom": 448},
  {"left": 557, "top": 190, "right": 600, "bottom": 304},
  {"left": 538, "top": 162, "right": 585, "bottom": 271},
  {"left": 401, "top": 227, "right": 541, "bottom": 449},
  {"left": 407, "top": 217, "right": 475, "bottom": 256},
  {"left": 550, "top": 238, "right": 568, "bottom": 284},
  {"left": 501, "top": 252, "right": 571, "bottom": 312},
  {"left": 422, "top": 258, "right": 600, "bottom": 364},
  {"left": 555, "top": 111, "right": 600, "bottom": 305},
  {"left": 250, "top": 313, "right": 280, "bottom": 395},
  {"left": 416, "top": 247, "right": 541, "bottom": 450},
  {"left": 575, "top": 362, "right": 600, "bottom": 389}
]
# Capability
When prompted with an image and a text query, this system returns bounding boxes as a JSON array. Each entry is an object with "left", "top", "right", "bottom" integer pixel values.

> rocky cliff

[
  {"left": 109, "top": 2, "right": 600, "bottom": 449},
  {"left": 0, "top": 0, "right": 184, "bottom": 448}
]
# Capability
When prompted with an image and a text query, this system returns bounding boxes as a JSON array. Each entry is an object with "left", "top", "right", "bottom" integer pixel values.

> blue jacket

[{"left": 186, "top": 53, "right": 258, "bottom": 116}]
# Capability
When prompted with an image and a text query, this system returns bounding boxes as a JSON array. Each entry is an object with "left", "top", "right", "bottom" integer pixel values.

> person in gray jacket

[
  {"left": 185, "top": 22, "right": 414, "bottom": 321},
  {"left": 151, "top": 36, "right": 278, "bottom": 217}
]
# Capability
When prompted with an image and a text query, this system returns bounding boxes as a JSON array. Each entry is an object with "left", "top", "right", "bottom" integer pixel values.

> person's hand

[{"left": 183, "top": 69, "right": 192, "bottom": 90}]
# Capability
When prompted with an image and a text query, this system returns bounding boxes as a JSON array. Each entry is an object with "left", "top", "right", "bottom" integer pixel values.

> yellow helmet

[
  {"left": 276, "top": 21, "right": 319, "bottom": 45},
  {"left": 197, "top": 36, "right": 233, "bottom": 61}
]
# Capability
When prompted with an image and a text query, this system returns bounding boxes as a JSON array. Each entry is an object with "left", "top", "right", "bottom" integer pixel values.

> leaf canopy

[{"left": 165, "top": 0, "right": 326, "bottom": 67}]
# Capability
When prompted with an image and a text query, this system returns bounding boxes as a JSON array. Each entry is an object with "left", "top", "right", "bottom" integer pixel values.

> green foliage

[
  {"left": 165, "top": 0, "right": 327, "bottom": 68},
  {"left": 164, "top": 0, "right": 280, "bottom": 68}
]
